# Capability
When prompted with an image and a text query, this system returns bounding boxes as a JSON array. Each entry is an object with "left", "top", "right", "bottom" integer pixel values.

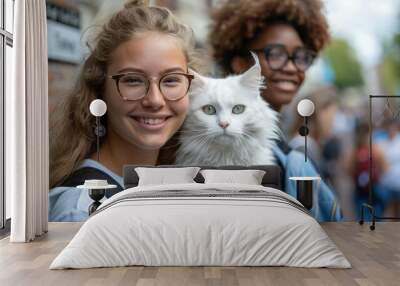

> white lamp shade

[
  {"left": 297, "top": 99, "right": 315, "bottom": 117},
  {"left": 89, "top": 99, "right": 107, "bottom": 117}
]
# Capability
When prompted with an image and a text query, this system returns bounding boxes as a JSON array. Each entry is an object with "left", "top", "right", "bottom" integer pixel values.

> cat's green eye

[
  {"left": 232, "top": 104, "right": 246, "bottom": 114},
  {"left": 202, "top": 105, "right": 216, "bottom": 115}
]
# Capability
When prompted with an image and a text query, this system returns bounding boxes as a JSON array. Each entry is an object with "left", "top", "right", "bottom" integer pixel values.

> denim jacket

[
  {"left": 273, "top": 145, "right": 342, "bottom": 221},
  {"left": 49, "top": 159, "right": 124, "bottom": 222}
]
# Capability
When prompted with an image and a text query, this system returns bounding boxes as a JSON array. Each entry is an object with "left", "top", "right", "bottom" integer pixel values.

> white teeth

[
  {"left": 277, "top": 80, "right": 296, "bottom": 85},
  {"left": 138, "top": 117, "right": 166, "bottom": 125},
  {"left": 275, "top": 81, "right": 297, "bottom": 91}
]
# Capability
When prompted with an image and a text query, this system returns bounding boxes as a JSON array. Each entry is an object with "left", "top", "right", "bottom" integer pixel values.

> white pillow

[
  {"left": 135, "top": 167, "right": 200, "bottom": 186},
  {"left": 200, "top": 169, "right": 266, "bottom": 185}
]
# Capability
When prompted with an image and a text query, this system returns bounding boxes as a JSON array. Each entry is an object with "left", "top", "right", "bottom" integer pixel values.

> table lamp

[
  {"left": 289, "top": 99, "right": 318, "bottom": 210},
  {"left": 79, "top": 99, "right": 116, "bottom": 215}
]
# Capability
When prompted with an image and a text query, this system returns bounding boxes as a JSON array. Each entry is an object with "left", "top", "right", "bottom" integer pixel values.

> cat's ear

[
  {"left": 239, "top": 51, "right": 265, "bottom": 91},
  {"left": 189, "top": 68, "right": 206, "bottom": 92}
]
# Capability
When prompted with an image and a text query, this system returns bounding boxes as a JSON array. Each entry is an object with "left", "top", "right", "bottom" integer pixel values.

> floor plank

[{"left": 0, "top": 222, "right": 399, "bottom": 286}]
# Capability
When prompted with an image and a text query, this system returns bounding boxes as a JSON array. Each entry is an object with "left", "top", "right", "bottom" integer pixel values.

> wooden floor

[{"left": 0, "top": 222, "right": 399, "bottom": 286}]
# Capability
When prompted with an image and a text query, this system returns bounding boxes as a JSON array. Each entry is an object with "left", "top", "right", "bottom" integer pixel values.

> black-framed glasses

[
  {"left": 109, "top": 72, "right": 194, "bottom": 101},
  {"left": 253, "top": 44, "right": 316, "bottom": 72}
]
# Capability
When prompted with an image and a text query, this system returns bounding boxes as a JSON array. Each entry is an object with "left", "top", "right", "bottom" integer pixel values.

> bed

[{"left": 50, "top": 165, "right": 350, "bottom": 269}]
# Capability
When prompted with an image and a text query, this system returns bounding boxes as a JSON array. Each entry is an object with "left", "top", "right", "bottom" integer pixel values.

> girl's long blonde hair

[{"left": 50, "top": 0, "right": 200, "bottom": 188}]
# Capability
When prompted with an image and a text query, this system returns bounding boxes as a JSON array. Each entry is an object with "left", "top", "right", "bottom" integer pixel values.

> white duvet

[{"left": 50, "top": 183, "right": 351, "bottom": 269}]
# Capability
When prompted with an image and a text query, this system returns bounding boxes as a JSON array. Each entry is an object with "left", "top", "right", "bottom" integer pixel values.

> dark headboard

[{"left": 123, "top": 165, "right": 282, "bottom": 190}]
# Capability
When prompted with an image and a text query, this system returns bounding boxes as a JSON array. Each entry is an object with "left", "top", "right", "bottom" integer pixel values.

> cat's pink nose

[{"left": 219, "top": 122, "right": 230, "bottom": 129}]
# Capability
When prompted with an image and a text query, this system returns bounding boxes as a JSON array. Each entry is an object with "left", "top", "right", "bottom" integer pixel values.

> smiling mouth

[
  {"left": 130, "top": 116, "right": 172, "bottom": 130},
  {"left": 271, "top": 80, "right": 299, "bottom": 92}
]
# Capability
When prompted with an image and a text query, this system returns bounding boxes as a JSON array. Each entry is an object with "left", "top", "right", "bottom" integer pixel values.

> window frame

[{"left": 0, "top": 0, "right": 14, "bottom": 233}]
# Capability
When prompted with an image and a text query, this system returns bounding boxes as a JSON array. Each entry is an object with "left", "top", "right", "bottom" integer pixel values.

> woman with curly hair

[
  {"left": 49, "top": 0, "right": 199, "bottom": 221},
  {"left": 210, "top": 0, "right": 329, "bottom": 111},
  {"left": 209, "top": 0, "right": 342, "bottom": 221}
]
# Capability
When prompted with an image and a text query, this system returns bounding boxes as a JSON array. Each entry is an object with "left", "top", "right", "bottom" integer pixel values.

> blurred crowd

[{"left": 285, "top": 92, "right": 400, "bottom": 220}]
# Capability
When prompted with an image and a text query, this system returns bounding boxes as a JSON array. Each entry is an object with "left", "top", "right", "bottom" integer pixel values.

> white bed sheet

[{"left": 50, "top": 183, "right": 350, "bottom": 269}]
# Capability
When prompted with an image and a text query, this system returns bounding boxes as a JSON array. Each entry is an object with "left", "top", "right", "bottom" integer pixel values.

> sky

[{"left": 324, "top": 0, "right": 400, "bottom": 67}]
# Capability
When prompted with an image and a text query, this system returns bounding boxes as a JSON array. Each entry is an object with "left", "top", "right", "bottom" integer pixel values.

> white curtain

[{"left": 7, "top": 0, "right": 49, "bottom": 242}]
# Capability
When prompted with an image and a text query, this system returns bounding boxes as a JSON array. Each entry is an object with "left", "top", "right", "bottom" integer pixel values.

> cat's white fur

[{"left": 175, "top": 53, "right": 280, "bottom": 166}]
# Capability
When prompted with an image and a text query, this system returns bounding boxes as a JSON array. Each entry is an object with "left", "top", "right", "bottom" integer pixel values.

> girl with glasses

[
  {"left": 209, "top": 0, "right": 342, "bottom": 221},
  {"left": 49, "top": 0, "right": 199, "bottom": 221}
]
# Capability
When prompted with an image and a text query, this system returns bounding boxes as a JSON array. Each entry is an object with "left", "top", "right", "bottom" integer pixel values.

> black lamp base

[
  {"left": 296, "top": 180, "right": 313, "bottom": 210},
  {"left": 88, "top": 189, "right": 105, "bottom": 215}
]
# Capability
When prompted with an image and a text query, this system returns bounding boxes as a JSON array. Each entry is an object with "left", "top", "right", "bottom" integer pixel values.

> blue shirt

[{"left": 48, "top": 159, "right": 123, "bottom": 222}]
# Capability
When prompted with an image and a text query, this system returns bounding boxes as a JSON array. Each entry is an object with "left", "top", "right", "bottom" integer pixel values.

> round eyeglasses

[
  {"left": 253, "top": 44, "right": 316, "bottom": 72},
  {"left": 109, "top": 72, "right": 194, "bottom": 101}
]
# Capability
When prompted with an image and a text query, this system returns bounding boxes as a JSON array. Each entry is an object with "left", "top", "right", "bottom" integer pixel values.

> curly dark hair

[{"left": 210, "top": 0, "right": 330, "bottom": 74}]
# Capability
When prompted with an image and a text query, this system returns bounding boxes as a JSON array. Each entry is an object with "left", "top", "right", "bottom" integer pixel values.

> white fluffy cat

[{"left": 175, "top": 53, "right": 281, "bottom": 166}]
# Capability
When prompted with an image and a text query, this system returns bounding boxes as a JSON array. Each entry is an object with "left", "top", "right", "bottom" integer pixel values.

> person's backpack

[{"left": 60, "top": 167, "right": 124, "bottom": 198}]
